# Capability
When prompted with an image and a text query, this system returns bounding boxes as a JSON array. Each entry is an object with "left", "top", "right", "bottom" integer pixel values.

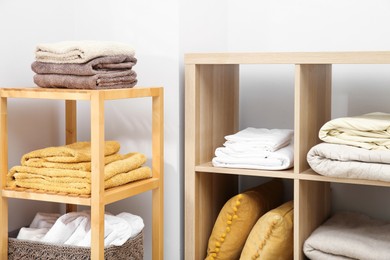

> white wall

[
  {"left": 0, "top": 1, "right": 181, "bottom": 259},
  {"left": 226, "top": 0, "right": 390, "bottom": 220}
]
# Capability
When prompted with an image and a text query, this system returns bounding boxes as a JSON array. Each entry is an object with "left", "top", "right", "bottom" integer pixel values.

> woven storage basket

[{"left": 8, "top": 230, "right": 143, "bottom": 260}]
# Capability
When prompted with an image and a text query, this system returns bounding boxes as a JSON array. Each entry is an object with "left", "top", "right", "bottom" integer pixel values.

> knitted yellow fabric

[
  {"left": 240, "top": 200, "right": 293, "bottom": 260},
  {"left": 205, "top": 179, "right": 284, "bottom": 260}
]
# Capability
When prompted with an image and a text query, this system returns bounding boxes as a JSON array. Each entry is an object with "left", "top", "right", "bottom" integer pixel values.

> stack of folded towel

[
  {"left": 6, "top": 141, "right": 152, "bottom": 195},
  {"left": 212, "top": 127, "right": 294, "bottom": 170},
  {"left": 307, "top": 112, "right": 390, "bottom": 182},
  {"left": 304, "top": 211, "right": 390, "bottom": 260},
  {"left": 32, "top": 41, "right": 138, "bottom": 89},
  {"left": 17, "top": 211, "right": 144, "bottom": 247}
]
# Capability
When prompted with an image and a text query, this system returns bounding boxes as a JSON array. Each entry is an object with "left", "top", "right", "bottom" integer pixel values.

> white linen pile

[
  {"left": 303, "top": 211, "right": 390, "bottom": 260},
  {"left": 212, "top": 127, "right": 294, "bottom": 170},
  {"left": 307, "top": 112, "right": 390, "bottom": 182},
  {"left": 16, "top": 211, "right": 144, "bottom": 247}
]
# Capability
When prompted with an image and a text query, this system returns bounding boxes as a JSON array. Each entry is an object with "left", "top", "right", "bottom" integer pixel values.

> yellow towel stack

[{"left": 7, "top": 141, "right": 152, "bottom": 195}]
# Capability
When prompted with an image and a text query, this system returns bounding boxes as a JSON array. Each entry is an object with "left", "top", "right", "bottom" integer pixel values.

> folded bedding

[
  {"left": 33, "top": 69, "right": 137, "bottom": 89},
  {"left": 31, "top": 55, "right": 137, "bottom": 76},
  {"left": 307, "top": 142, "right": 390, "bottom": 182},
  {"left": 17, "top": 211, "right": 144, "bottom": 247},
  {"left": 224, "top": 127, "right": 293, "bottom": 152},
  {"left": 35, "top": 41, "right": 135, "bottom": 64},
  {"left": 212, "top": 142, "right": 294, "bottom": 170},
  {"left": 319, "top": 112, "right": 390, "bottom": 150},
  {"left": 303, "top": 211, "right": 390, "bottom": 260},
  {"left": 21, "top": 141, "right": 120, "bottom": 164}
]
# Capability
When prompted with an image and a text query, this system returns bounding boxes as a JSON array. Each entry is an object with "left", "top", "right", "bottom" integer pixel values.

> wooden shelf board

[
  {"left": 0, "top": 87, "right": 163, "bottom": 101},
  {"left": 104, "top": 177, "right": 160, "bottom": 205},
  {"left": 1, "top": 188, "right": 91, "bottom": 205},
  {"left": 185, "top": 51, "right": 390, "bottom": 65},
  {"left": 300, "top": 169, "right": 390, "bottom": 187},
  {"left": 195, "top": 162, "right": 296, "bottom": 179}
]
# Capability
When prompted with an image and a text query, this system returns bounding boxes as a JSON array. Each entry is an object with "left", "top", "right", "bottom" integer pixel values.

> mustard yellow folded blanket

[
  {"left": 7, "top": 152, "right": 149, "bottom": 195},
  {"left": 21, "top": 141, "right": 120, "bottom": 164},
  {"left": 9, "top": 167, "right": 151, "bottom": 195}
]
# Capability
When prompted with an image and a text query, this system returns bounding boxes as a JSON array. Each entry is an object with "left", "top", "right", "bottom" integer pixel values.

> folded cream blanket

[
  {"left": 303, "top": 211, "right": 390, "bottom": 260},
  {"left": 33, "top": 70, "right": 137, "bottom": 89},
  {"left": 307, "top": 142, "right": 390, "bottom": 182},
  {"left": 31, "top": 55, "right": 137, "bottom": 76},
  {"left": 35, "top": 41, "right": 135, "bottom": 64},
  {"left": 21, "top": 141, "right": 120, "bottom": 164},
  {"left": 212, "top": 142, "right": 294, "bottom": 170},
  {"left": 8, "top": 152, "right": 151, "bottom": 194},
  {"left": 319, "top": 112, "right": 390, "bottom": 150},
  {"left": 224, "top": 128, "right": 293, "bottom": 152}
]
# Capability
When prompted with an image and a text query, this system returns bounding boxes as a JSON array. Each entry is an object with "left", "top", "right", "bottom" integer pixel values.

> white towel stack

[
  {"left": 17, "top": 211, "right": 144, "bottom": 247},
  {"left": 212, "top": 127, "right": 294, "bottom": 170}
]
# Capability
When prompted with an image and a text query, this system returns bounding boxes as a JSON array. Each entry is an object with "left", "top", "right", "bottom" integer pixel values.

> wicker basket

[{"left": 8, "top": 230, "right": 144, "bottom": 260}]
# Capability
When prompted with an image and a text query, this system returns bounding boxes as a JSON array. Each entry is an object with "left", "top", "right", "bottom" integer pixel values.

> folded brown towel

[
  {"left": 31, "top": 55, "right": 137, "bottom": 76},
  {"left": 33, "top": 70, "right": 137, "bottom": 89}
]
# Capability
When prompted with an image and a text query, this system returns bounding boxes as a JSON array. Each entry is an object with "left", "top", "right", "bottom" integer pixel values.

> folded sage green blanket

[
  {"left": 33, "top": 70, "right": 137, "bottom": 89},
  {"left": 31, "top": 55, "right": 137, "bottom": 76}
]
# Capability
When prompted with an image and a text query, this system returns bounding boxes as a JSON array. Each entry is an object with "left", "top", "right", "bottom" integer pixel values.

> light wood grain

[
  {"left": 0, "top": 97, "right": 8, "bottom": 258},
  {"left": 185, "top": 64, "right": 239, "bottom": 260},
  {"left": 185, "top": 51, "right": 390, "bottom": 64}
]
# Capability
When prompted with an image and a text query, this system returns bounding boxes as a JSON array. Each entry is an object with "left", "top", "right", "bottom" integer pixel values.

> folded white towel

[
  {"left": 212, "top": 142, "right": 294, "bottom": 170},
  {"left": 17, "top": 227, "right": 50, "bottom": 241},
  {"left": 215, "top": 146, "right": 272, "bottom": 159},
  {"left": 41, "top": 211, "right": 90, "bottom": 244},
  {"left": 29, "top": 212, "right": 60, "bottom": 229},
  {"left": 224, "top": 128, "right": 293, "bottom": 152},
  {"left": 19, "top": 211, "right": 144, "bottom": 247},
  {"left": 36, "top": 41, "right": 136, "bottom": 64}
]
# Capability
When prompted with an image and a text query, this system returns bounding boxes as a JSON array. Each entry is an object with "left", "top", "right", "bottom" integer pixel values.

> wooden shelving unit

[
  {"left": 184, "top": 52, "right": 390, "bottom": 260},
  {"left": 0, "top": 87, "right": 164, "bottom": 260}
]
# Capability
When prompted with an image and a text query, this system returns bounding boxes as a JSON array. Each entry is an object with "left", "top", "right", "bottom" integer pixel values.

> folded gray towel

[
  {"left": 31, "top": 55, "right": 137, "bottom": 76},
  {"left": 34, "top": 70, "right": 137, "bottom": 89},
  {"left": 36, "top": 41, "right": 135, "bottom": 64}
]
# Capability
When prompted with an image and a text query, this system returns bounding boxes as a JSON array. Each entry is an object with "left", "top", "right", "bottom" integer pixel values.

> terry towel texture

[
  {"left": 7, "top": 142, "right": 152, "bottom": 194},
  {"left": 303, "top": 211, "right": 390, "bottom": 260},
  {"left": 307, "top": 142, "right": 390, "bottom": 182},
  {"left": 33, "top": 70, "right": 137, "bottom": 89},
  {"left": 212, "top": 127, "right": 294, "bottom": 170},
  {"left": 319, "top": 112, "right": 390, "bottom": 150},
  {"left": 17, "top": 211, "right": 144, "bottom": 247},
  {"left": 31, "top": 55, "right": 137, "bottom": 76},
  {"left": 35, "top": 41, "right": 135, "bottom": 64}
]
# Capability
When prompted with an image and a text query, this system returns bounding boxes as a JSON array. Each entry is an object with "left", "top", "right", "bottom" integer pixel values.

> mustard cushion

[
  {"left": 205, "top": 179, "right": 284, "bottom": 260},
  {"left": 240, "top": 200, "right": 294, "bottom": 260}
]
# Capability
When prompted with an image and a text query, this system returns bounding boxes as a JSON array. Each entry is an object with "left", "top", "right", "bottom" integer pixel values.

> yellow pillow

[
  {"left": 205, "top": 179, "right": 284, "bottom": 260},
  {"left": 240, "top": 200, "right": 294, "bottom": 260}
]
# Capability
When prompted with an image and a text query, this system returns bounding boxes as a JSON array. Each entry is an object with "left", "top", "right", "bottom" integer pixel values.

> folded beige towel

[
  {"left": 21, "top": 141, "right": 120, "bottom": 164},
  {"left": 7, "top": 153, "right": 150, "bottom": 195},
  {"left": 33, "top": 70, "right": 137, "bottom": 89},
  {"left": 31, "top": 55, "right": 137, "bottom": 76},
  {"left": 35, "top": 41, "right": 135, "bottom": 64},
  {"left": 8, "top": 167, "right": 152, "bottom": 195}
]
